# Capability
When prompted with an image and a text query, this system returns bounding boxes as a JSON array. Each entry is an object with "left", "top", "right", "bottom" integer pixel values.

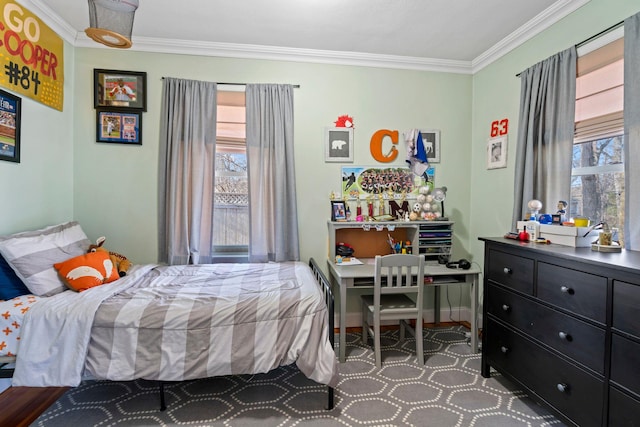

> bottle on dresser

[{"left": 526, "top": 215, "right": 539, "bottom": 241}]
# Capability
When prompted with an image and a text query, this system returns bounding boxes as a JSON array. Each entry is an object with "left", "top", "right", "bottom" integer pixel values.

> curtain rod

[
  {"left": 576, "top": 20, "right": 623, "bottom": 48},
  {"left": 515, "top": 20, "right": 624, "bottom": 78},
  {"left": 217, "top": 82, "right": 300, "bottom": 88},
  {"left": 161, "top": 78, "right": 299, "bottom": 88}
]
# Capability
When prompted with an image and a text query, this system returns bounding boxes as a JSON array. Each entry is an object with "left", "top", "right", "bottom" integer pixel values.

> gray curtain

[
  {"left": 512, "top": 47, "right": 577, "bottom": 229},
  {"left": 158, "top": 77, "right": 217, "bottom": 264},
  {"left": 624, "top": 12, "right": 640, "bottom": 251},
  {"left": 246, "top": 84, "right": 299, "bottom": 262}
]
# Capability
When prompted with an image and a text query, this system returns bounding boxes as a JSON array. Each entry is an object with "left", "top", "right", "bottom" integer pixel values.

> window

[
  {"left": 572, "top": 32, "right": 625, "bottom": 242},
  {"left": 213, "top": 90, "right": 248, "bottom": 257}
]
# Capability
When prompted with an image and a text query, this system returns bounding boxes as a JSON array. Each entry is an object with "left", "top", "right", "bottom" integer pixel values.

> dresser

[{"left": 479, "top": 238, "right": 640, "bottom": 427}]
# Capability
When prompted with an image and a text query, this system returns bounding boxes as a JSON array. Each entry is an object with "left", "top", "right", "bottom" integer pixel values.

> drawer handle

[
  {"left": 556, "top": 383, "right": 569, "bottom": 393},
  {"left": 503, "top": 267, "right": 512, "bottom": 275},
  {"left": 502, "top": 304, "right": 510, "bottom": 312},
  {"left": 558, "top": 331, "right": 572, "bottom": 341},
  {"left": 500, "top": 346, "right": 509, "bottom": 354},
  {"left": 560, "top": 286, "right": 575, "bottom": 295}
]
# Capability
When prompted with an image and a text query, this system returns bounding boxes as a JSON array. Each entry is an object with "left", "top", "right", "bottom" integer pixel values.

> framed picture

[
  {"left": 331, "top": 200, "right": 347, "bottom": 221},
  {"left": 94, "top": 69, "right": 147, "bottom": 111},
  {"left": 420, "top": 129, "right": 440, "bottom": 163},
  {"left": 487, "top": 136, "right": 508, "bottom": 169},
  {"left": 325, "top": 127, "right": 354, "bottom": 163},
  {"left": 96, "top": 110, "right": 142, "bottom": 145},
  {"left": 0, "top": 89, "right": 21, "bottom": 163}
]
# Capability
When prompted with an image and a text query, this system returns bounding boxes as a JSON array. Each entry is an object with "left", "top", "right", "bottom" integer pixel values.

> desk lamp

[{"left": 432, "top": 187, "right": 447, "bottom": 219}]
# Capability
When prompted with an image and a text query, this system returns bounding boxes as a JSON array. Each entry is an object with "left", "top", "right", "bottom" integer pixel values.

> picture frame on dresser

[
  {"left": 331, "top": 200, "right": 347, "bottom": 221},
  {"left": 0, "top": 89, "right": 21, "bottom": 163}
]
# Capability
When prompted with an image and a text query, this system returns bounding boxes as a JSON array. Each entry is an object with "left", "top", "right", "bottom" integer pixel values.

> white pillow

[{"left": 0, "top": 222, "right": 91, "bottom": 296}]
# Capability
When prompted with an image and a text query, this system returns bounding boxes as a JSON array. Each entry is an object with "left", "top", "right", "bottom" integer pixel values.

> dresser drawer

[
  {"left": 487, "top": 284, "right": 605, "bottom": 374},
  {"left": 613, "top": 280, "right": 640, "bottom": 339},
  {"left": 610, "top": 334, "right": 640, "bottom": 397},
  {"left": 537, "top": 262, "right": 607, "bottom": 323},
  {"left": 609, "top": 386, "right": 640, "bottom": 426},
  {"left": 485, "top": 319, "right": 604, "bottom": 426},
  {"left": 486, "top": 249, "right": 534, "bottom": 294}
]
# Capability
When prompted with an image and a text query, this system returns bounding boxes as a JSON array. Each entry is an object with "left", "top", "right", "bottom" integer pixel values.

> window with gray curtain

[
  {"left": 513, "top": 10, "right": 640, "bottom": 251},
  {"left": 512, "top": 47, "right": 577, "bottom": 230},
  {"left": 158, "top": 81, "right": 300, "bottom": 264}
]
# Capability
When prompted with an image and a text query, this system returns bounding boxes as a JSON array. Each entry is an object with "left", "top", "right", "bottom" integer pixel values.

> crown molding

[
  {"left": 74, "top": 34, "right": 474, "bottom": 74},
  {"left": 471, "top": 0, "right": 591, "bottom": 73},
  {"left": 17, "top": 0, "right": 79, "bottom": 44},
  {"left": 20, "top": 0, "right": 591, "bottom": 75}
]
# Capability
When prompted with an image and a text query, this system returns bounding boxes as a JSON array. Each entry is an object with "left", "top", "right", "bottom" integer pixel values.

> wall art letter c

[{"left": 370, "top": 129, "right": 399, "bottom": 162}]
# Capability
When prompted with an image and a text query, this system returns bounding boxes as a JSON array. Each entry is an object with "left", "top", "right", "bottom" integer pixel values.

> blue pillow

[{"left": 0, "top": 253, "right": 30, "bottom": 300}]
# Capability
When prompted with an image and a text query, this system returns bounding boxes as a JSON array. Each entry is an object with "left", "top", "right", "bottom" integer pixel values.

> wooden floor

[
  {"left": 0, "top": 321, "right": 472, "bottom": 426},
  {"left": 0, "top": 386, "right": 69, "bottom": 427}
]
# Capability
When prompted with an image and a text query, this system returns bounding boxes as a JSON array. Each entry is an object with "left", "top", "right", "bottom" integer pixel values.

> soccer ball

[{"left": 412, "top": 202, "right": 422, "bottom": 213}]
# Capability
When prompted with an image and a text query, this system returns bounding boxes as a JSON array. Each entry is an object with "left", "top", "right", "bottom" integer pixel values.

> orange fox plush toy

[{"left": 87, "top": 236, "right": 132, "bottom": 277}]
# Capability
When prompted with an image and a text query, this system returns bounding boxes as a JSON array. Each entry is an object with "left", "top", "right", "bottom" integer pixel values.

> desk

[{"left": 327, "top": 259, "right": 481, "bottom": 363}]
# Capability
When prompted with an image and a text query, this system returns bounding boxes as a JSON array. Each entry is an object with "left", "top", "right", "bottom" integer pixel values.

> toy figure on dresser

[{"left": 556, "top": 200, "right": 568, "bottom": 223}]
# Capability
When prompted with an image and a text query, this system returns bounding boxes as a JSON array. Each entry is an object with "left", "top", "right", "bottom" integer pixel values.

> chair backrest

[{"left": 373, "top": 254, "right": 425, "bottom": 303}]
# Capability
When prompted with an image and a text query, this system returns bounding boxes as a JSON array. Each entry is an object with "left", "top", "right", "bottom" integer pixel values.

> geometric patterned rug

[{"left": 32, "top": 326, "right": 566, "bottom": 426}]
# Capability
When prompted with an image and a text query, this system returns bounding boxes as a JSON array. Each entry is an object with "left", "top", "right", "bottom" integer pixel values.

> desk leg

[
  {"left": 434, "top": 286, "right": 441, "bottom": 324},
  {"left": 470, "top": 273, "right": 479, "bottom": 353},
  {"left": 339, "top": 279, "right": 347, "bottom": 363}
]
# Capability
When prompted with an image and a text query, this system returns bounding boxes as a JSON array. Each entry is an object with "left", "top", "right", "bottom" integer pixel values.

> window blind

[{"left": 575, "top": 36, "right": 624, "bottom": 143}]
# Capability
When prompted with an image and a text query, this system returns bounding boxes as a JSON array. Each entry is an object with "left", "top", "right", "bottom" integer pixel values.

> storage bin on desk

[{"left": 539, "top": 224, "right": 601, "bottom": 247}]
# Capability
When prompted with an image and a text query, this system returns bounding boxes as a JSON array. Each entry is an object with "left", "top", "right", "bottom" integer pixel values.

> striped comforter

[{"left": 14, "top": 262, "right": 338, "bottom": 388}]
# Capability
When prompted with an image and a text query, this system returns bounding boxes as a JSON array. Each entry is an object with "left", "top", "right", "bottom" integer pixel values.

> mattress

[{"left": 13, "top": 262, "right": 337, "bottom": 388}]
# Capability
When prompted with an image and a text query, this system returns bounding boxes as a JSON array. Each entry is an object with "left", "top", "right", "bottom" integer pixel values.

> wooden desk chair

[{"left": 361, "top": 254, "right": 425, "bottom": 368}]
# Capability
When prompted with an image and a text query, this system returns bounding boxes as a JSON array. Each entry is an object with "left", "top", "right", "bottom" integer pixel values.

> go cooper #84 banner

[{"left": 0, "top": 0, "right": 64, "bottom": 111}]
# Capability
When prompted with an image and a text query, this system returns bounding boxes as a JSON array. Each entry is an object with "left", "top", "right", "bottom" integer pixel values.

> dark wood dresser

[{"left": 479, "top": 238, "right": 640, "bottom": 427}]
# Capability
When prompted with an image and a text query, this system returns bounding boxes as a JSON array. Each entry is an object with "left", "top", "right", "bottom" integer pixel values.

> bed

[{"left": 0, "top": 222, "right": 337, "bottom": 410}]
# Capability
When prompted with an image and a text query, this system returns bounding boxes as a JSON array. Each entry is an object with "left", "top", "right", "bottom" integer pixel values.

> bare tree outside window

[{"left": 571, "top": 135, "right": 625, "bottom": 244}]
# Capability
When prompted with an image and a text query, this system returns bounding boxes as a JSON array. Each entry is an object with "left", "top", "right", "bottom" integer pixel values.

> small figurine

[{"left": 557, "top": 200, "right": 568, "bottom": 223}]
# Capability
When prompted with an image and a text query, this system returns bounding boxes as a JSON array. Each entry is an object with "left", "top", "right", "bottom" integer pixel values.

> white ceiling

[{"left": 22, "top": 0, "right": 590, "bottom": 73}]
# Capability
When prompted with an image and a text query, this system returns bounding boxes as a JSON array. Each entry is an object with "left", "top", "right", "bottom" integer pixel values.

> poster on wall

[
  {"left": 0, "top": 88, "right": 21, "bottom": 163},
  {"left": 0, "top": 0, "right": 64, "bottom": 111},
  {"left": 340, "top": 166, "right": 434, "bottom": 201}
]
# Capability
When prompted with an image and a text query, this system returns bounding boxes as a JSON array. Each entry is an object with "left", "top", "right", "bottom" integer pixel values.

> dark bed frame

[{"left": 0, "top": 259, "right": 336, "bottom": 412}]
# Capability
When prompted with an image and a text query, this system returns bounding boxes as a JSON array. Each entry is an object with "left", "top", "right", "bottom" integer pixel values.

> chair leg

[
  {"left": 361, "top": 305, "right": 368, "bottom": 345},
  {"left": 374, "top": 316, "right": 381, "bottom": 369},
  {"left": 416, "top": 316, "right": 424, "bottom": 365}
]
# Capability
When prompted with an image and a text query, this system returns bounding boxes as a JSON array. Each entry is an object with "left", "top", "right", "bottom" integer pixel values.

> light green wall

[
  {"left": 72, "top": 51, "right": 473, "bottom": 268},
  {"left": 0, "top": 40, "right": 75, "bottom": 235},
  {"left": 468, "top": 0, "right": 640, "bottom": 265}
]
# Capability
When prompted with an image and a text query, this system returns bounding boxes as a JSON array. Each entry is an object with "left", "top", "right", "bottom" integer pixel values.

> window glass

[
  {"left": 570, "top": 135, "right": 624, "bottom": 243},
  {"left": 214, "top": 91, "right": 248, "bottom": 254}
]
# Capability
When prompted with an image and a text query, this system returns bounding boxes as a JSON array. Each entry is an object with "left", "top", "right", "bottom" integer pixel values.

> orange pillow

[{"left": 54, "top": 251, "right": 120, "bottom": 292}]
